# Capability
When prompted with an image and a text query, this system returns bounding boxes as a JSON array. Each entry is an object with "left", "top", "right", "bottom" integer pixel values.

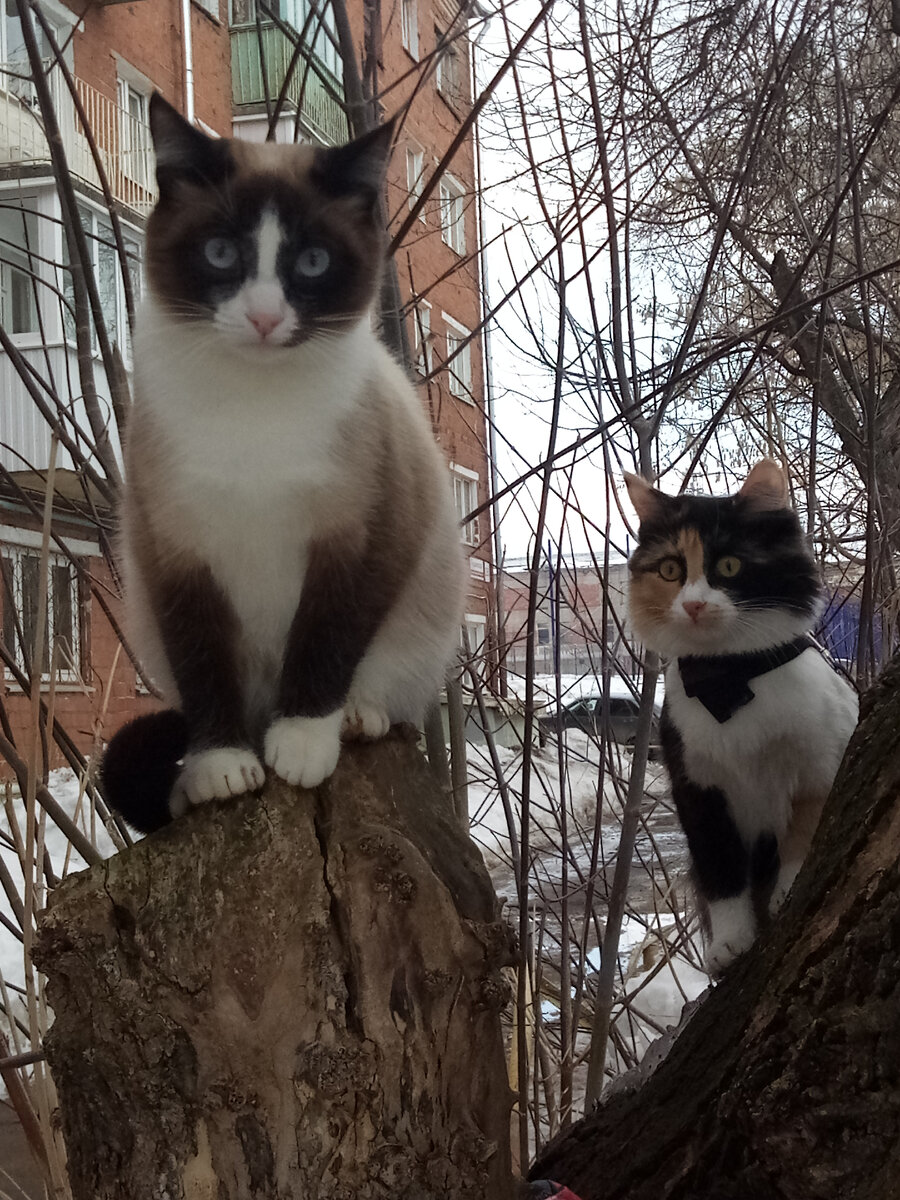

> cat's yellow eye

[
  {"left": 657, "top": 557, "right": 683, "bottom": 582},
  {"left": 716, "top": 555, "right": 742, "bottom": 578}
]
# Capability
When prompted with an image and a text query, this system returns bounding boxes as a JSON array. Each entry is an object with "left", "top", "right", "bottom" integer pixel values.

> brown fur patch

[{"left": 780, "top": 791, "right": 828, "bottom": 870}]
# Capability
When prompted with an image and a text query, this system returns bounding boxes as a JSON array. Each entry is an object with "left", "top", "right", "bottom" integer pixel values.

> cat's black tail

[{"left": 101, "top": 710, "right": 189, "bottom": 834}]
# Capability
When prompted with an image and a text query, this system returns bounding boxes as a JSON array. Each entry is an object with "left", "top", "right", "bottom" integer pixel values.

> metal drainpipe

[
  {"left": 182, "top": 0, "right": 196, "bottom": 123},
  {"left": 472, "top": 34, "right": 506, "bottom": 696}
]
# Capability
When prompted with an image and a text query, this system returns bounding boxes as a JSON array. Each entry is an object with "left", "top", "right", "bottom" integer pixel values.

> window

[
  {"left": 537, "top": 624, "right": 551, "bottom": 646},
  {"left": 462, "top": 612, "right": 486, "bottom": 660},
  {"left": 439, "top": 174, "right": 466, "bottom": 254},
  {"left": 435, "top": 27, "right": 464, "bottom": 106},
  {"left": 1, "top": 544, "right": 84, "bottom": 683},
  {"left": 195, "top": 0, "right": 220, "bottom": 15},
  {"left": 0, "top": 201, "right": 39, "bottom": 335},
  {"left": 401, "top": 0, "right": 419, "bottom": 58},
  {"left": 412, "top": 300, "right": 432, "bottom": 375},
  {"left": 406, "top": 144, "right": 425, "bottom": 216},
  {"left": 116, "top": 79, "right": 153, "bottom": 193},
  {"left": 65, "top": 203, "right": 142, "bottom": 361},
  {"left": 451, "top": 465, "right": 479, "bottom": 546},
  {"left": 443, "top": 312, "right": 472, "bottom": 401}
]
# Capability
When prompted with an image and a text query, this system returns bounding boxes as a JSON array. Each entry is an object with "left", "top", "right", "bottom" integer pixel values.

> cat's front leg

[
  {"left": 155, "top": 563, "right": 264, "bottom": 812},
  {"left": 705, "top": 894, "right": 756, "bottom": 974},
  {"left": 265, "top": 536, "right": 401, "bottom": 788},
  {"left": 670, "top": 773, "right": 756, "bottom": 976},
  {"left": 264, "top": 711, "right": 345, "bottom": 788},
  {"left": 171, "top": 748, "right": 266, "bottom": 816}
]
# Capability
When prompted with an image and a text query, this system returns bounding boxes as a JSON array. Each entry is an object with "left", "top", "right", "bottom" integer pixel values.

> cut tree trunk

[
  {"left": 533, "top": 655, "right": 900, "bottom": 1200},
  {"left": 35, "top": 731, "right": 516, "bottom": 1199}
]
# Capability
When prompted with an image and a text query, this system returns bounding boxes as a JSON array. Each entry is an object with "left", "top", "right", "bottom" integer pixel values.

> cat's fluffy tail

[{"left": 101, "top": 710, "right": 189, "bottom": 834}]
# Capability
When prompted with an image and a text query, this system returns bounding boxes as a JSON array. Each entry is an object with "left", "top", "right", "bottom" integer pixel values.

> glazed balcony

[{"left": 230, "top": 22, "right": 348, "bottom": 146}]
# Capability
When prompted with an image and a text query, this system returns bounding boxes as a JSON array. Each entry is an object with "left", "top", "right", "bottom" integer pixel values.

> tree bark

[
  {"left": 35, "top": 731, "right": 515, "bottom": 1199},
  {"left": 532, "top": 654, "right": 900, "bottom": 1199}
]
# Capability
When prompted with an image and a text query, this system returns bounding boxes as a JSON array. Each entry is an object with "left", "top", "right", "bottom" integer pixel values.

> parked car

[{"left": 538, "top": 689, "right": 663, "bottom": 755}]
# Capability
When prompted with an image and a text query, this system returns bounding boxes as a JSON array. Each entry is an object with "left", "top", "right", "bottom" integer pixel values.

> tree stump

[
  {"left": 36, "top": 731, "right": 515, "bottom": 1199},
  {"left": 532, "top": 656, "right": 900, "bottom": 1199}
]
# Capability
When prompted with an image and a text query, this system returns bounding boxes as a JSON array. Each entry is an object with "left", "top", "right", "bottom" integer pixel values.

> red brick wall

[
  {"left": 343, "top": 0, "right": 493, "bottom": 625},
  {"left": 64, "top": 0, "right": 232, "bottom": 135},
  {"left": 1, "top": 524, "right": 158, "bottom": 777}
]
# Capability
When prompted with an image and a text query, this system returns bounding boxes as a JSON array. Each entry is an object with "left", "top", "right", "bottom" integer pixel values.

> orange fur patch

[{"left": 677, "top": 527, "right": 705, "bottom": 583}]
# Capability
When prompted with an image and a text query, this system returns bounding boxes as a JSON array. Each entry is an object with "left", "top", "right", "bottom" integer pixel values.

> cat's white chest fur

[
  {"left": 130, "top": 303, "right": 375, "bottom": 705},
  {"left": 665, "top": 648, "right": 858, "bottom": 842}
]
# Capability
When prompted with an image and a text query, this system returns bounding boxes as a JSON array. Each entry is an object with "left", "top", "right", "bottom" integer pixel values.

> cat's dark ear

[
  {"left": 738, "top": 460, "right": 790, "bottom": 512},
  {"left": 624, "top": 472, "right": 667, "bottom": 524},
  {"left": 314, "top": 118, "right": 396, "bottom": 210},
  {"left": 149, "top": 92, "right": 232, "bottom": 196}
]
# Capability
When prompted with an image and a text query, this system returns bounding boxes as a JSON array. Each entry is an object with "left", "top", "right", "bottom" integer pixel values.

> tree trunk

[
  {"left": 35, "top": 731, "right": 515, "bottom": 1199},
  {"left": 532, "top": 655, "right": 900, "bottom": 1199}
]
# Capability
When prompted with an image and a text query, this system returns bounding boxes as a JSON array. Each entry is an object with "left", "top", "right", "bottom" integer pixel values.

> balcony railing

[
  {"left": 231, "top": 24, "right": 348, "bottom": 146},
  {"left": 0, "top": 63, "right": 156, "bottom": 214}
]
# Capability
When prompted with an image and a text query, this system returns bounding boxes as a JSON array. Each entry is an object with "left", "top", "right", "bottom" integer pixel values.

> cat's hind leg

[
  {"left": 769, "top": 790, "right": 826, "bottom": 913},
  {"left": 342, "top": 697, "right": 391, "bottom": 741}
]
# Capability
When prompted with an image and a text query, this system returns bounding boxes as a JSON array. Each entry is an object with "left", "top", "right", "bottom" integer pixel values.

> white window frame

[
  {"left": 439, "top": 173, "right": 466, "bottom": 254},
  {"left": 412, "top": 299, "right": 432, "bottom": 375},
  {"left": 1, "top": 534, "right": 87, "bottom": 685},
  {"left": 65, "top": 201, "right": 143, "bottom": 365},
  {"left": 443, "top": 312, "right": 473, "bottom": 401},
  {"left": 450, "top": 463, "right": 479, "bottom": 547},
  {"left": 0, "top": 196, "right": 41, "bottom": 341},
  {"left": 116, "top": 76, "right": 153, "bottom": 192},
  {"left": 435, "top": 29, "right": 462, "bottom": 104},
  {"left": 401, "top": 0, "right": 419, "bottom": 58},
  {"left": 406, "top": 144, "right": 425, "bottom": 217},
  {"left": 462, "top": 612, "right": 487, "bottom": 658}
]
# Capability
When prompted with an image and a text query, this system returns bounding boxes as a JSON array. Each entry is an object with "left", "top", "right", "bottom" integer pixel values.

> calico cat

[
  {"left": 625, "top": 460, "right": 858, "bottom": 974},
  {"left": 102, "top": 94, "right": 465, "bottom": 833}
]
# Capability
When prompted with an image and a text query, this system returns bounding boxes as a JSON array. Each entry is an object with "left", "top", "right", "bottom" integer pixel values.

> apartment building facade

[{"left": 0, "top": 0, "right": 494, "bottom": 766}]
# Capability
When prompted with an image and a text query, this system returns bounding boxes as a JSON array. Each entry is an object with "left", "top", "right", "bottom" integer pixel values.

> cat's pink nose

[
  {"left": 682, "top": 600, "right": 707, "bottom": 622},
  {"left": 248, "top": 311, "right": 282, "bottom": 339}
]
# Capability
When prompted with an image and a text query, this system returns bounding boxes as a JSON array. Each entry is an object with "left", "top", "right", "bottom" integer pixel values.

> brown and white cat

[
  {"left": 102, "top": 94, "right": 465, "bottom": 833},
  {"left": 625, "top": 461, "right": 858, "bottom": 973}
]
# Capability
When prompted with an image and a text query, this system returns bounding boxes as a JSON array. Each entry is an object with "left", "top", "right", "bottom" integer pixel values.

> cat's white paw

[
  {"left": 171, "top": 747, "right": 265, "bottom": 815},
  {"left": 264, "top": 712, "right": 343, "bottom": 788},
  {"left": 342, "top": 698, "right": 391, "bottom": 741},
  {"left": 705, "top": 896, "right": 756, "bottom": 976}
]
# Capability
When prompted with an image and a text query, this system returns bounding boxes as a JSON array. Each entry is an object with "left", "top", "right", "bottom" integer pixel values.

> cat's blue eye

[
  {"left": 204, "top": 237, "right": 239, "bottom": 271},
  {"left": 296, "top": 247, "right": 330, "bottom": 278}
]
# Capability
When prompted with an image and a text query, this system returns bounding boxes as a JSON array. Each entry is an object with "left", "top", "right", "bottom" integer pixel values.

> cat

[
  {"left": 101, "top": 93, "right": 465, "bottom": 834},
  {"left": 624, "top": 460, "right": 858, "bottom": 974}
]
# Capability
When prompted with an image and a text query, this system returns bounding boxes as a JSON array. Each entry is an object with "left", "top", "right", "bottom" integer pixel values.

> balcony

[
  {"left": 231, "top": 24, "right": 348, "bottom": 146},
  {"left": 0, "top": 64, "right": 156, "bottom": 214}
]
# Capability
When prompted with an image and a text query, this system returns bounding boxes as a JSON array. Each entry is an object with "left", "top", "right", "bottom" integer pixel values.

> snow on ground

[
  {"left": 1, "top": 769, "right": 117, "bottom": 995},
  {"left": 465, "top": 715, "right": 710, "bottom": 1086}
]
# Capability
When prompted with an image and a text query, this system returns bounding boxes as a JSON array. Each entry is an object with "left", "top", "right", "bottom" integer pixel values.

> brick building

[
  {"left": 500, "top": 552, "right": 634, "bottom": 679},
  {"left": 0, "top": 0, "right": 493, "bottom": 770}
]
